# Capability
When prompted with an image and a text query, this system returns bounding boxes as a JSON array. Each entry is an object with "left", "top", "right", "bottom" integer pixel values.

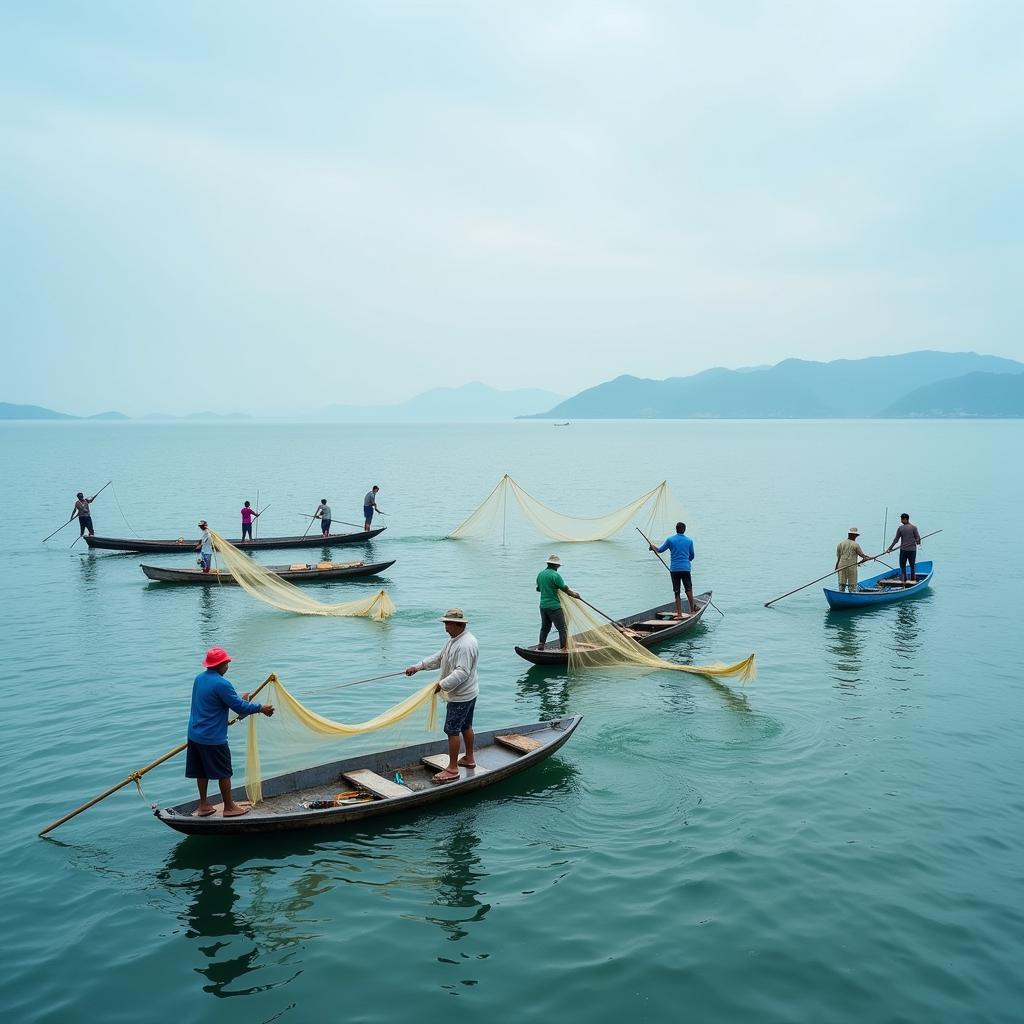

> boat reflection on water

[
  {"left": 824, "top": 610, "right": 866, "bottom": 688},
  {"left": 515, "top": 667, "right": 572, "bottom": 720},
  {"left": 889, "top": 600, "right": 924, "bottom": 666},
  {"left": 155, "top": 759, "right": 580, "bottom": 998}
]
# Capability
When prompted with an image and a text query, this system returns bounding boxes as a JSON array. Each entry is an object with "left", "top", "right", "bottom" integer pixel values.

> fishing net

[
  {"left": 209, "top": 530, "right": 395, "bottom": 620},
  {"left": 558, "top": 593, "right": 757, "bottom": 682},
  {"left": 448, "top": 475, "right": 686, "bottom": 542},
  {"left": 245, "top": 675, "right": 441, "bottom": 804}
]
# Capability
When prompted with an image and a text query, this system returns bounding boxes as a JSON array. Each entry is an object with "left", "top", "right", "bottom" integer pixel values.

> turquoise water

[{"left": 2, "top": 420, "right": 1022, "bottom": 1023}]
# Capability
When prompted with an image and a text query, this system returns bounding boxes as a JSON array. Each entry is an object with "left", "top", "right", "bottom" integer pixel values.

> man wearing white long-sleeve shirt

[{"left": 405, "top": 608, "right": 479, "bottom": 784}]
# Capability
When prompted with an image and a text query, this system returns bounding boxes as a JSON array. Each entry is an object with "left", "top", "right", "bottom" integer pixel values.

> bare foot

[
  {"left": 193, "top": 805, "right": 217, "bottom": 817},
  {"left": 457, "top": 757, "right": 477, "bottom": 767},
  {"left": 432, "top": 768, "right": 460, "bottom": 784},
  {"left": 223, "top": 803, "right": 252, "bottom": 817}
]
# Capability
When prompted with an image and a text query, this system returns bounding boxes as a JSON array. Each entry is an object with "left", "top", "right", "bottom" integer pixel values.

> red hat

[{"left": 203, "top": 647, "right": 232, "bottom": 668}]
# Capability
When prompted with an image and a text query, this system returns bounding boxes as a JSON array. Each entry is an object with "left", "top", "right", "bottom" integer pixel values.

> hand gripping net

[
  {"left": 559, "top": 593, "right": 756, "bottom": 682},
  {"left": 448, "top": 475, "right": 686, "bottom": 543},
  {"left": 245, "top": 676, "right": 440, "bottom": 804},
  {"left": 209, "top": 530, "right": 395, "bottom": 620}
]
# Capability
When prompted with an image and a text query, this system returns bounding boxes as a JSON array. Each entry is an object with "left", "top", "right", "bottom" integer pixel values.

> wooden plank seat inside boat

[
  {"left": 421, "top": 753, "right": 491, "bottom": 779},
  {"left": 342, "top": 768, "right": 413, "bottom": 799},
  {"left": 287, "top": 561, "right": 363, "bottom": 571},
  {"left": 876, "top": 575, "right": 930, "bottom": 587},
  {"left": 496, "top": 733, "right": 542, "bottom": 754},
  {"left": 631, "top": 617, "right": 691, "bottom": 630}
]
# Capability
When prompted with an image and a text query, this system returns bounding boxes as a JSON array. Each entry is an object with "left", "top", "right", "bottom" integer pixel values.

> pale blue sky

[{"left": 2, "top": 1, "right": 1022, "bottom": 415}]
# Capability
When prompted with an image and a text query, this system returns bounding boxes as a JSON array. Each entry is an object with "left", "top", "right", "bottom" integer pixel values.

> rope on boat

[{"left": 111, "top": 483, "right": 141, "bottom": 538}]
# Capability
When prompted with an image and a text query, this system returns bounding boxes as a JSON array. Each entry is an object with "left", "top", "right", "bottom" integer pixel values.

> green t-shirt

[{"left": 536, "top": 567, "right": 567, "bottom": 610}]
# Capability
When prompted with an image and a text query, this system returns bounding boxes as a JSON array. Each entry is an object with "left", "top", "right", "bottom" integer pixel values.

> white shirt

[
  {"left": 415, "top": 629, "right": 479, "bottom": 702},
  {"left": 200, "top": 529, "right": 213, "bottom": 555}
]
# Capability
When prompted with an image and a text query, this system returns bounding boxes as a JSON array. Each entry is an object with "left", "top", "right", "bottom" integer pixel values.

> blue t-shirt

[
  {"left": 187, "top": 669, "right": 262, "bottom": 745},
  {"left": 657, "top": 533, "right": 695, "bottom": 571}
]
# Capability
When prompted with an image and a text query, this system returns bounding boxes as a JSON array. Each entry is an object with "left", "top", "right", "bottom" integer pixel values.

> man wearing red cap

[{"left": 187, "top": 647, "right": 275, "bottom": 817}]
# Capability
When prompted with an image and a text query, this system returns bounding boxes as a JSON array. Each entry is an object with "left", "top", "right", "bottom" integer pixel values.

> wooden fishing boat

[
  {"left": 140, "top": 558, "right": 396, "bottom": 584},
  {"left": 514, "top": 593, "right": 711, "bottom": 665},
  {"left": 154, "top": 714, "right": 582, "bottom": 835},
  {"left": 824, "top": 560, "right": 933, "bottom": 609},
  {"left": 85, "top": 528, "right": 385, "bottom": 553}
]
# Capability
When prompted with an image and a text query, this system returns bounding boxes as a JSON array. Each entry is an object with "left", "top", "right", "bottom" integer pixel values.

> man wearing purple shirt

[{"left": 186, "top": 647, "right": 275, "bottom": 818}]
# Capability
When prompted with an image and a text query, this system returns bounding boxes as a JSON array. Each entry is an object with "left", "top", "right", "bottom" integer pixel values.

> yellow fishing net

[
  {"left": 448, "top": 475, "right": 686, "bottom": 542},
  {"left": 245, "top": 675, "right": 440, "bottom": 804},
  {"left": 209, "top": 530, "right": 395, "bottom": 620},
  {"left": 558, "top": 593, "right": 757, "bottom": 682}
]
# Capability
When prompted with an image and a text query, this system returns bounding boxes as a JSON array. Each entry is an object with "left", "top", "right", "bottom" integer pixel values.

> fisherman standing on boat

[
  {"left": 650, "top": 522, "right": 696, "bottom": 618},
  {"left": 405, "top": 608, "right": 479, "bottom": 784},
  {"left": 70, "top": 491, "right": 97, "bottom": 537},
  {"left": 363, "top": 486, "right": 381, "bottom": 531},
  {"left": 536, "top": 555, "right": 580, "bottom": 651},
  {"left": 196, "top": 519, "right": 214, "bottom": 574},
  {"left": 314, "top": 498, "right": 332, "bottom": 538},
  {"left": 186, "top": 647, "right": 274, "bottom": 818},
  {"left": 887, "top": 513, "right": 923, "bottom": 584},
  {"left": 835, "top": 527, "right": 870, "bottom": 592},
  {"left": 240, "top": 501, "right": 260, "bottom": 541}
]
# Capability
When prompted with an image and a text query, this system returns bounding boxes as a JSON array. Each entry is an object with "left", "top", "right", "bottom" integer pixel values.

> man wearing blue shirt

[
  {"left": 187, "top": 647, "right": 275, "bottom": 818},
  {"left": 650, "top": 522, "right": 696, "bottom": 619}
]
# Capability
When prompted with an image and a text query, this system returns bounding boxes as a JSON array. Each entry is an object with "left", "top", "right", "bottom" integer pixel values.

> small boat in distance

[
  {"left": 154, "top": 715, "right": 582, "bottom": 835},
  {"left": 140, "top": 558, "right": 396, "bottom": 584},
  {"left": 553, "top": 421, "right": 571, "bottom": 426},
  {"left": 86, "top": 527, "right": 385, "bottom": 553},
  {"left": 824, "top": 560, "right": 933, "bottom": 609},
  {"left": 514, "top": 593, "right": 711, "bottom": 665}
]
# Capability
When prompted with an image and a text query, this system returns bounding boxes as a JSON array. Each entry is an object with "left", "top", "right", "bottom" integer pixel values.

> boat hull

[
  {"left": 824, "top": 560, "right": 933, "bottom": 608},
  {"left": 140, "top": 559, "right": 395, "bottom": 584},
  {"left": 154, "top": 715, "right": 582, "bottom": 835},
  {"left": 514, "top": 593, "right": 711, "bottom": 665},
  {"left": 86, "top": 528, "right": 385, "bottom": 553}
]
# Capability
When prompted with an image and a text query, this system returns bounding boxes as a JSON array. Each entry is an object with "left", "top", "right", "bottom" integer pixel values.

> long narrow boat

[
  {"left": 140, "top": 558, "right": 396, "bottom": 584},
  {"left": 824, "top": 560, "right": 933, "bottom": 609},
  {"left": 86, "top": 527, "right": 385, "bottom": 553},
  {"left": 514, "top": 593, "right": 711, "bottom": 665},
  {"left": 154, "top": 715, "right": 582, "bottom": 836}
]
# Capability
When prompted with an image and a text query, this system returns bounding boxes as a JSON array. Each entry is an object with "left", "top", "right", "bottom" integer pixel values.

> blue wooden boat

[{"left": 824, "top": 560, "right": 933, "bottom": 609}]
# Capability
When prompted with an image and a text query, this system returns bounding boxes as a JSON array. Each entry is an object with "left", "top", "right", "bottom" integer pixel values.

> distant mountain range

[
  {"left": 0, "top": 403, "right": 250, "bottom": 422},
  {"left": 524, "top": 351, "right": 1024, "bottom": 419},
  {"left": 0, "top": 383, "right": 563, "bottom": 422},
  {"left": 305, "top": 382, "right": 565, "bottom": 422},
  {"left": 6, "top": 356, "right": 1024, "bottom": 421}
]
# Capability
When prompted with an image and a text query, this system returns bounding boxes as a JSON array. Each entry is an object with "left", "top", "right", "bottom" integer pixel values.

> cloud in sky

[{"left": 1, "top": 1, "right": 1022, "bottom": 414}]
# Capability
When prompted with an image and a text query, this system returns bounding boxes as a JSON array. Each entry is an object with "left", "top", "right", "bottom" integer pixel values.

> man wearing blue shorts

[
  {"left": 650, "top": 521, "right": 696, "bottom": 618},
  {"left": 186, "top": 647, "right": 275, "bottom": 817},
  {"left": 405, "top": 608, "right": 479, "bottom": 784},
  {"left": 363, "top": 485, "right": 381, "bottom": 530}
]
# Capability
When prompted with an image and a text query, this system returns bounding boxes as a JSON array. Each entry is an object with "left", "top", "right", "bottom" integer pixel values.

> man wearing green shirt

[{"left": 536, "top": 555, "right": 580, "bottom": 651}]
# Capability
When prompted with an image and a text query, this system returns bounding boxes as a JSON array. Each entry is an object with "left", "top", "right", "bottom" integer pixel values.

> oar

[
  {"left": 38, "top": 673, "right": 276, "bottom": 837},
  {"left": 45, "top": 480, "right": 111, "bottom": 543},
  {"left": 296, "top": 511, "right": 365, "bottom": 531},
  {"left": 764, "top": 529, "right": 943, "bottom": 608}
]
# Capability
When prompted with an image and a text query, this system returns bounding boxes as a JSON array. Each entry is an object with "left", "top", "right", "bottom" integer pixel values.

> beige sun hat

[
  {"left": 848, "top": 527, "right": 860, "bottom": 536},
  {"left": 546, "top": 554, "right": 562, "bottom": 566},
  {"left": 440, "top": 607, "right": 469, "bottom": 624}
]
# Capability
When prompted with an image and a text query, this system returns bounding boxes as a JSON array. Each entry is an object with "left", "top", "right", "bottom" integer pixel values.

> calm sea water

[{"left": 1, "top": 420, "right": 1021, "bottom": 1023}]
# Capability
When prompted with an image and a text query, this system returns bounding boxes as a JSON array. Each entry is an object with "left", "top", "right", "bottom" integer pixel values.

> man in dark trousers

[
  {"left": 887, "top": 513, "right": 923, "bottom": 584},
  {"left": 71, "top": 491, "right": 97, "bottom": 537},
  {"left": 186, "top": 647, "right": 275, "bottom": 818},
  {"left": 650, "top": 522, "right": 696, "bottom": 618},
  {"left": 535, "top": 555, "right": 580, "bottom": 651}
]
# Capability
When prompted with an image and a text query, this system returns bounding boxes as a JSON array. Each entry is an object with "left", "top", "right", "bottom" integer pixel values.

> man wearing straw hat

[
  {"left": 405, "top": 609, "right": 479, "bottom": 784},
  {"left": 835, "top": 527, "right": 870, "bottom": 592},
  {"left": 187, "top": 647, "right": 275, "bottom": 818},
  {"left": 536, "top": 555, "right": 580, "bottom": 651}
]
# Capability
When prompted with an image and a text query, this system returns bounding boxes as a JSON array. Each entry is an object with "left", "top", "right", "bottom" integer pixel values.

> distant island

[{"left": 522, "top": 351, "right": 1024, "bottom": 419}]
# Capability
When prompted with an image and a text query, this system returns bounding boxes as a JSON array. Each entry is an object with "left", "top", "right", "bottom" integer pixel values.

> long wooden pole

[
  {"left": 46, "top": 480, "right": 112, "bottom": 543},
  {"left": 301, "top": 507, "right": 317, "bottom": 537},
  {"left": 575, "top": 595, "right": 635, "bottom": 637},
  {"left": 297, "top": 511, "right": 364, "bottom": 531},
  {"left": 764, "top": 530, "right": 943, "bottom": 608},
  {"left": 38, "top": 673, "right": 277, "bottom": 837},
  {"left": 255, "top": 488, "right": 260, "bottom": 539}
]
